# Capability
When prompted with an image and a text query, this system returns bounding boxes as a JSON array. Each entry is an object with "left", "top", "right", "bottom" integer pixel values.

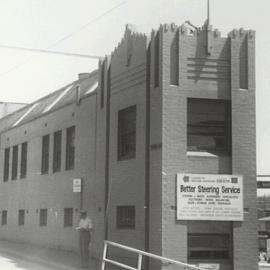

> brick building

[{"left": 0, "top": 19, "right": 256, "bottom": 270}]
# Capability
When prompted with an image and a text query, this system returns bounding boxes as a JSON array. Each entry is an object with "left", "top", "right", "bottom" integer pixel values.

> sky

[{"left": 0, "top": 0, "right": 269, "bottom": 174}]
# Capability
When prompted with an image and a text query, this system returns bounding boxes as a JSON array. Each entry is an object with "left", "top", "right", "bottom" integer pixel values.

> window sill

[
  {"left": 187, "top": 151, "right": 218, "bottom": 158},
  {"left": 117, "top": 156, "right": 136, "bottom": 162},
  {"left": 116, "top": 227, "right": 135, "bottom": 230}
]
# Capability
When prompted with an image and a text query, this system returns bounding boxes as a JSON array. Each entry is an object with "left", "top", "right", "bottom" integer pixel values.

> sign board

[
  {"left": 190, "top": 264, "right": 220, "bottom": 270},
  {"left": 177, "top": 174, "right": 243, "bottom": 221},
  {"left": 198, "top": 264, "right": 220, "bottom": 270},
  {"left": 73, "top": 178, "right": 82, "bottom": 193}
]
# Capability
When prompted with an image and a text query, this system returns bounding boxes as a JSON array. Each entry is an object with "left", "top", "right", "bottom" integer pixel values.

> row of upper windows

[
  {"left": 1, "top": 208, "right": 74, "bottom": 227},
  {"left": 119, "top": 98, "right": 232, "bottom": 159},
  {"left": 3, "top": 142, "right": 27, "bottom": 181},
  {"left": 2, "top": 126, "right": 75, "bottom": 181},
  {"left": 41, "top": 126, "right": 75, "bottom": 174},
  {"left": 1, "top": 98, "right": 231, "bottom": 180}
]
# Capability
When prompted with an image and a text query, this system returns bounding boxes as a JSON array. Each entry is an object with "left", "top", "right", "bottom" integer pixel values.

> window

[
  {"left": 264, "top": 210, "right": 270, "bottom": 217},
  {"left": 39, "top": 209, "right": 47, "bottom": 226},
  {"left": 12, "top": 145, "right": 18, "bottom": 180},
  {"left": 188, "top": 234, "right": 230, "bottom": 260},
  {"left": 1, "top": 210, "right": 7, "bottom": 226},
  {"left": 20, "top": 142, "right": 27, "bottom": 178},
  {"left": 53, "top": 130, "right": 62, "bottom": 172},
  {"left": 64, "top": 208, "right": 73, "bottom": 227},
  {"left": 266, "top": 222, "right": 270, "bottom": 230},
  {"left": 41, "top": 135, "right": 50, "bottom": 174},
  {"left": 154, "top": 32, "right": 160, "bottom": 87},
  {"left": 170, "top": 31, "right": 179, "bottom": 85},
  {"left": 100, "top": 62, "right": 105, "bottom": 108},
  {"left": 187, "top": 99, "right": 231, "bottom": 155},
  {"left": 239, "top": 36, "right": 248, "bottom": 89},
  {"left": 18, "top": 210, "right": 25, "bottom": 226},
  {"left": 3, "top": 148, "right": 10, "bottom": 181},
  {"left": 66, "top": 126, "right": 75, "bottom": 170},
  {"left": 118, "top": 106, "right": 136, "bottom": 160},
  {"left": 116, "top": 205, "right": 135, "bottom": 229}
]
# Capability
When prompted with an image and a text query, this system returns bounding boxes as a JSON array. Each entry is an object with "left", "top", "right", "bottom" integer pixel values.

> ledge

[{"left": 187, "top": 151, "right": 218, "bottom": 158}]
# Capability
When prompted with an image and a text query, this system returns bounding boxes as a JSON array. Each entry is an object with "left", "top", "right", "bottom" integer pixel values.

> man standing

[{"left": 76, "top": 210, "right": 93, "bottom": 268}]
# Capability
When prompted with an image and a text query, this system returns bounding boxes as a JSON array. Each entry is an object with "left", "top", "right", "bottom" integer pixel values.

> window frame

[
  {"left": 116, "top": 205, "right": 135, "bottom": 229},
  {"left": 64, "top": 208, "right": 73, "bottom": 227},
  {"left": 18, "top": 209, "right": 25, "bottom": 226},
  {"left": 117, "top": 105, "right": 136, "bottom": 161},
  {"left": 53, "top": 130, "right": 62, "bottom": 173},
  {"left": 11, "top": 145, "right": 18, "bottom": 180},
  {"left": 65, "top": 126, "right": 75, "bottom": 170},
  {"left": 39, "top": 209, "right": 48, "bottom": 227},
  {"left": 20, "top": 142, "right": 28, "bottom": 179},
  {"left": 187, "top": 98, "right": 231, "bottom": 155},
  {"left": 41, "top": 134, "right": 50, "bottom": 174},
  {"left": 3, "top": 148, "right": 10, "bottom": 182},
  {"left": 188, "top": 233, "right": 231, "bottom": 261},
  {"left": 1, "top": 210, "right": 7, "bottom": 226}
]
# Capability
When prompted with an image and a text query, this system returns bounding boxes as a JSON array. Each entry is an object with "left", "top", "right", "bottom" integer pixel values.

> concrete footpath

[
  {"left": 260, "top": 262, "right": 270, "bottom": 270},
  {"left": 0, "top": 240, "right": 101, "bottom": 270},
  {"left": 1, "top": 240, "right": 268, "bottom": 270}
]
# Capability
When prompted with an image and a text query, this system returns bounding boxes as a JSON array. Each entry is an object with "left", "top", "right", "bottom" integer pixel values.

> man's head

[{"left": 80, "top": 210, "right": 87, "bottom": 219}]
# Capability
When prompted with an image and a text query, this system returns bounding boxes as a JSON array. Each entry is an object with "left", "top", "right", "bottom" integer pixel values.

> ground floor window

[
  {"left": 188, "top": 233, "right": 230, "bottom": 260},
  {"left": 39, "top": 209, "right": 47, "bottom": 226},
  {"left": 18, "top": 209, "right": 25, "bottom": 226},
  {"left": 116, "top": 205, "right": 135, "bottom": 229},
  {"left": 1, "top": 210, "right": 7, "bottom": 225},
  {"left": 64, "top": 208, "right": 73, "bottom": 227}
]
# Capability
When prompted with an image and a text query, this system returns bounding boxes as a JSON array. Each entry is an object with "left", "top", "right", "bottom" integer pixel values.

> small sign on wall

[{"left": 73, "top": 178, "right": 82, "bottom": 193}]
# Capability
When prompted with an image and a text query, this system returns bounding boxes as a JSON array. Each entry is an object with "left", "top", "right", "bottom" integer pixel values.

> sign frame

[
  {"left": 176, "top": 173, "right": 243, "bottom": 221},
  {"left": 73, "top": 178, "right": 82, "bottom": 193}
]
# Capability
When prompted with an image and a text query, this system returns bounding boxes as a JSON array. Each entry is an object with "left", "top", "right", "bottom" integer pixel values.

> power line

[
  {"left": 0, "top": 44, "right": 102, "bottom": 59},
  {"left": 50, "top": 1, "right": 126, "bottom": 48},
  {"left": 0, "top": 1, "right": 126, "bottom": 77}
]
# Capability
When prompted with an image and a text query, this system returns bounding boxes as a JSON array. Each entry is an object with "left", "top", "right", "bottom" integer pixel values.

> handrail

[{"left": 101, "top": 240, "right": 206, "bottom": 270}]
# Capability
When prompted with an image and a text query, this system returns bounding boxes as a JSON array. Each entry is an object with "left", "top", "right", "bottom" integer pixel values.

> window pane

[
  {"left": 20, "top": 142, "right": 27, "bottom": 178},
  {"left": 53, "top": 131, "right": 62, "bottom": 172},
  {"left": 66, "top": 126, "right": 75, "bottom": 170},
  {"left": 64, "top": 208, "right": 73, "bottom": 227},
  {"left": 1, "top": 210, "right": 7, "bottom": 225},
  {"left": 188, "top": 234, "right": 230, "bottom": 260},
  {"left": 12, "top": 145, "right": 18, "bottom": 180},
  {"left": 40, "top": 209, "right": 47, "bottom": 226},
  {"left": 118, "top": 106, "right": 136, "bottom": 160},
  {"left": 117, "top": 205, "right": 135, "bottom": 229},
  {"left": 18, "top": 210, "right": 25, "bottom": 226},
  {"left": 187, "top": 99, "right": 231, "bottom": 154},
  {"left": 41, "top": 135, "right": 50, "bottom": 174},
  {"left": 3, "top": 148, "right": 10, "bottom": 181}
]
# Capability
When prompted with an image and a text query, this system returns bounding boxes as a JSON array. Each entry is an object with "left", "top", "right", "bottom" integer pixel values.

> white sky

[{"left": 0, "top": 0, "right": 269, "bottom": 174}]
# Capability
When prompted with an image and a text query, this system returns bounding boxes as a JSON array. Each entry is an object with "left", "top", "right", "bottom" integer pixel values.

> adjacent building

[
  {"left": 0, "top": 19, "right": 257, "bottom": 270},
  {"left": 0, "top": 102, "right": 26, "bottom": 119}
]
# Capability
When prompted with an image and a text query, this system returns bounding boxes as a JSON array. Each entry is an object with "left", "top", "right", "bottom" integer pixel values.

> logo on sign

[
  {"left": 231, "top": 177, "right": 238, "bottom": 183},
  {"left": 183, "top": 176, "right": 189, "bottom": 182}
]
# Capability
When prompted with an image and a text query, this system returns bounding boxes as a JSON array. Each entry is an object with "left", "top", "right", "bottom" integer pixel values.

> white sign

[
  {"left": 198, "top": 264, "right": 220, "bottom": 270},
  {"left": 73, "top": 178, "right": 82, "bottom": 193},
  {"left": 177, "top": 174, "right": 243, "bottom": 221},
  {"left": 190, "top": 264, "right": 220, "bottom": 270}
]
